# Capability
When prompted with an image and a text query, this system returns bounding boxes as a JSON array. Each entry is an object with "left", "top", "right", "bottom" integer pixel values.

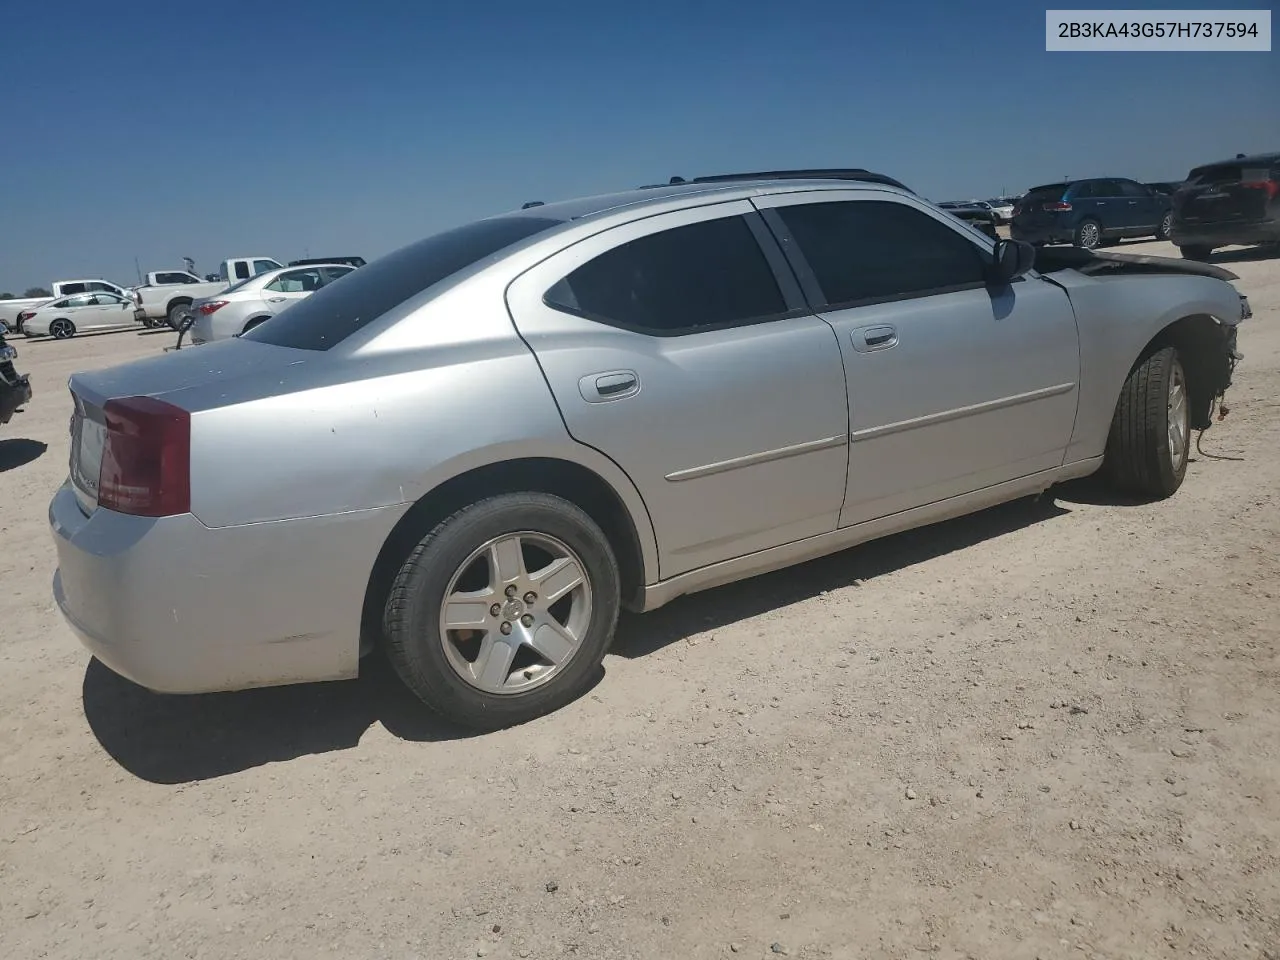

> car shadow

[
  {"left": 81, "top": 651, "right": 498, "bottom": 784},
  {"left": 612, "top": 494, "right": 1071, "bottom": 660},
  {"left": 1208, "top": 245, "right": 1280, "bottom": 265},
  {"left": 0, "top": 438, "right": 47, "bottom": 472}
]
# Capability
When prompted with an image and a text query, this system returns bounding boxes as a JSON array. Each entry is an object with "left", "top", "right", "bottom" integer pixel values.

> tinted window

[
  {"left": 1027, "top": 184, "right": 1069, "bottom": 201},
  {"left": 1118, "top": 180, "right": 1149, "bottom": 198},
  {"left": 544, "top": 215, "right": 785, "bottom": 334},
  {"left": 234, "top": 262, "right": 250, "bottom": 280},
  {"left": 320, "top": 266, "right": 354, "bottom": 285},
  {"left": 156, "top": 272, "right": 192, "bottom": 284},
  {"left": 266, "top": 269, "right": 323, "bottom": 293},
  {"left": 60, "top": 283, "right": 87, "bottom": 295},
  {"left": 775, "top": 200, "right": 988, "bottom": 307},
  {"left": 244, "top": 215, "right": 563, "bottom": 351}
]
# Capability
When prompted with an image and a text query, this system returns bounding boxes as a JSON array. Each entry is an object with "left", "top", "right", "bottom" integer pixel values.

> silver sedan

[
  {"left": 49, "top": 172, "right": 1247, "bottom": 730},
  {"left": 185, "top": 263, "right": 356, "bottom": 344}
]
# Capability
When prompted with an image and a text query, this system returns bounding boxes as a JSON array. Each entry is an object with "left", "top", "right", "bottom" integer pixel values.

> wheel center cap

[{"left": 502, "top": 599, "right": 524, "bottom": 620}]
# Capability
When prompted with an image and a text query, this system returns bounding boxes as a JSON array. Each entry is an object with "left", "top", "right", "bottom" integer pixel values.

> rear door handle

[
  {"left": 579, "top": 370, "right": 640, "bottom": 402},
  {"left": 851, "top": 325, "right": 898, "bottom": 353}
]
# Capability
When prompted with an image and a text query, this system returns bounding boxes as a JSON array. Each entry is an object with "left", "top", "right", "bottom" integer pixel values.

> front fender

[{"left": 1046, "top": 270, "right": 1242, "bottom": 463}]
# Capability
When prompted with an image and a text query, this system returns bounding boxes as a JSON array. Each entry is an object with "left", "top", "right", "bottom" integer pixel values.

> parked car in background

[
  {"left": 20, "top": 291, "right": 140, "bottom": 339},
  {"left": 133, "top": 256, "right": 283, "bottom": 329},
  {"left": 1011, "top": 178, "right": 1173, "bottom": 249},
  {"left": 0, "top": 278, "right": 131, "bottom": 331},
  {"left": 183, "top": 263, "right": 357, "bottom": 345},
  {"left": 935, "top": 201, "right": 1000, "bottom": 238},
  {"left": 49, "top": 169, "right": 1247, "bottom": 731},
  {"left": 1171, "top": 152, "right": 1280, "bottom": 261},
  {"left": 986, "top": 198, "right": 1015, "bottom": 223},
  {"left": 289, "top": 256, "right": 366, "bottom": 268}
]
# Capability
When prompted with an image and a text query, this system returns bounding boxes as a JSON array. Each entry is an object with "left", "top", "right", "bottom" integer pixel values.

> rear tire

[
  {"left": 1073, "top": 219, "right": 1103, "bottom": 250},
  {"left": 383, "top": 492, "right": 621, "bottom": 730},
  {"left": 1180, "top": 245, "right": 1213, "bottom": 261},
  {"left": 1156, "top": 211, "right": 1173, "bottom": 240},
  {"left": 166, "top": 301, "right": 192, "bottom": 330},
  {"left": 1103, "top": 346, "right": 1189, "bottom": 499},
  {"left": 49, "top": 318, "right": 75, "bottom": 340}
]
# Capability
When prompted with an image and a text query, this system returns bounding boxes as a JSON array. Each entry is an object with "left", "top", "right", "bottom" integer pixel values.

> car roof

[
  {"left": 1192, "top": 151, "right": 1280, "bottom": 169},
  {"left": 506, "top": 177, "right": 918, "bottom": 226}
]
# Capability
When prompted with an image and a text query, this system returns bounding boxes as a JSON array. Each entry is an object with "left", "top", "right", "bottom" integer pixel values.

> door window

[
  {"left": 543, "top": 215, "right": 787, "bottom": 334},
  {"left": 266, "top": 269, "right": 323, "bottom": 293},
  {"left": 155, "top": 272, "right": 193, "bottom": 284},
  {"left": 1118, "top": 180, "right": 1151, "bottom": 198},
  {"left": 60, "top": 295, "right": 94, "bottom": 308},
  {"left": 233, "top": 261, "right": 251, "bottom": 280},
  {"left": 60, "top": 283, "right": 88, "bottom": 296},
  {"left": 772, "top": 200, "right": 989, "bottom": 308},
  {"left": 319, "top": 266, "right": 354, "bottom": 285}
]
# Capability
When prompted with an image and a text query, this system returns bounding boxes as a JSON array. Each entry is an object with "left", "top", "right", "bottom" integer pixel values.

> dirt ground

[{"left": 2, "top": 239, "right": 1277, "bottom": 960}]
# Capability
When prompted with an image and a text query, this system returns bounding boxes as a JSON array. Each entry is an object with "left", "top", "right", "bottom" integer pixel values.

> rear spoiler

[{"left": 1032, "top": 246, "right": 1239, "bottom": 282}]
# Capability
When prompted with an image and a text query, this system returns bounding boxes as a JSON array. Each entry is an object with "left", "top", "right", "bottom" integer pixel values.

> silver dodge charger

[{"left": 50, "top": 169, "right": 1248, "bottom": 730}]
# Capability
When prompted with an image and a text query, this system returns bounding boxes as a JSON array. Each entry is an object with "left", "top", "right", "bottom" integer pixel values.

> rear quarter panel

[
  {"left": 161, "top": 284, "right": 660, "bottom": 579},
  {"left": 1051, "top": 270, "right": 1242, "bottom": 463}
]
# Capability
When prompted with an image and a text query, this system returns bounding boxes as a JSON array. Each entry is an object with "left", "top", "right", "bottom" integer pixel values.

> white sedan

[{"left": 21, "top": 292, "right": 143, "bottom": 339}]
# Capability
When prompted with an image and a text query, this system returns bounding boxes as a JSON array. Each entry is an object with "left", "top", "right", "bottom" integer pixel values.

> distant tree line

[{"left": 0, "top": 287, "right": 53, "bottom": 299}]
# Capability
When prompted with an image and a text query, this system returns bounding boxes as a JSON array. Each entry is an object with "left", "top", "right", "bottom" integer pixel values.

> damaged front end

[{"left": 1035, "top": 245, "right": 1247, "bottom": 432}]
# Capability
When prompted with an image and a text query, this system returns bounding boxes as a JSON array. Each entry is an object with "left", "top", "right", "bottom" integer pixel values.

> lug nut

[
  {"left": 524, "top": 592, "right": 537, "bottom": 605},
  {"left": 489, "top": 603, "right": 502, "bottom": 617},
  {"left": 500, "top": 621, "right": 513, "bottom": 635},
  {"left": 521, "top": 614, "right": 534, "bottom": 628},
  {"left": 505, "top": 585, "right": 518, "bottom": 598}
]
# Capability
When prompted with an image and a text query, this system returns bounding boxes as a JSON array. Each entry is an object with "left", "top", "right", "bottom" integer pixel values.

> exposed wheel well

[
  {"left": 359, "top": 458, "right": 648, "bottom": 654},
  {"left": 166, "top": 297, "right": 193, "bottom": 313},
  {"left": 1131, "top": 314, "right": 1231, "bottom": 431},
  {"left": 242, "top": 316, "right": 271, "bottom": 333}
]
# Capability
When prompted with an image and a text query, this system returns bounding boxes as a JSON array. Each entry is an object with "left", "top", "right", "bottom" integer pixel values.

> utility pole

[{"left": 134, "top": 257, "right": 142, "bottom": 284}]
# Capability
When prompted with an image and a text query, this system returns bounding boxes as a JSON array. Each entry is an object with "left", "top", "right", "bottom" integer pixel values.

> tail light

[
  {"left": 1042, "top": 201, "right": 1072, "bottom": 212},
  {"left": 98, "top": 397, "right": 190, "bottom": 517},
  {"left": 197, "top": 300, "right": 228, "bottom": 315},
  {"left": 1241, "top": 180, "right": 1279, "bottom": 199},
  {"left": 17, "top": 311, "right": 35, "bottom": 323}
]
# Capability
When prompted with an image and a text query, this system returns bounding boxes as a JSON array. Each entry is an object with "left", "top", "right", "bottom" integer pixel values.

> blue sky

[{"left": 1, "top": 0, "right": 1274, "bottom": 293}]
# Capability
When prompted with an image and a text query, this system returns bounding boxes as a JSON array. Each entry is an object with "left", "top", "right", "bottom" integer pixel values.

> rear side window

[
  {"left": 243, "top": 215, "right": 564, "bottom": 351},
  {"left": 774, "top": 200, "right": 989, "bottom": 308},
  {"left": 234, "top": 262, "right": 250, "bottom": 280},
  {"left": 60, "top": 283, "right": 87, "bottom": 295},
  {"left": 543, "top": 215, "right": 786, "bottom": 335}
]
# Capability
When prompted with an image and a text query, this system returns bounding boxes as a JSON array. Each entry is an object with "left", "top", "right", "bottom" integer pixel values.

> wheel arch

[
  {"left": 165, "top": 296, "right": 193, "bottom": 314},
  {"left": 1127, "top": 313, "right": 1231, "bottom": 431},
  {"left": 359, "top": 455, "right": 657, "bottom": 654},
  {"left": 241, "top": 315, "right": 272, "bottom": 334}
]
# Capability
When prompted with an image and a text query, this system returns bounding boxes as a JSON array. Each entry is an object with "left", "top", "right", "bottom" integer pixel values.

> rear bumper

[
  {"left": 1011, "top": 221, "right": 1072, "bottom": 244},
  {"left": 1170, "top": 219, "right": 1280, "bottom": 249},
  {"left": 49, "top": 482, "right": 405, "bottom": 694},
  {"left": 0, "top": 373, "right": 31, "bottom": 424}
]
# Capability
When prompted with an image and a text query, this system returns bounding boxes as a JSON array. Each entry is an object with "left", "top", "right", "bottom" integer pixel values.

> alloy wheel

[
  {"left": 1167, "top": 363, "right": 1188, "bottom": 470},
  {"left": 438, "top": 532, "right": 592, "bottom": 695}
]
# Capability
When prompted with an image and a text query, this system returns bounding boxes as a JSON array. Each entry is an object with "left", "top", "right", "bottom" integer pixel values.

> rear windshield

[
  {"left": 1187, "top": 162, "right": 1277, "bottom": 186},
  {"left": 241, "top": 215, "right": 563, "bottom": 351},
  {"left": 1025, "top": 184, "right": 1069, "bottom": 201}
]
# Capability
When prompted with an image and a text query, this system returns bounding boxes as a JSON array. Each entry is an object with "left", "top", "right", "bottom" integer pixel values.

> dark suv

[
  {"left": 1170, "top": 152, "right": 1280, "bottom": 261},
  {"left": 1010, "top": 178, "right": 1173, "bottom": 249}
]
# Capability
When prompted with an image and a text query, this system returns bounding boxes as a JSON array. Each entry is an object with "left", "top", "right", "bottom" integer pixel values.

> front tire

[
  {"left": 1103, "top": 346, "right": 1189, "bottom": 499},
  {"left": 383, "top": 492, "right": 621, "bottom": 730},
  {"left": 1074, "top": 219, "right": 1103, "bottom": 250}
]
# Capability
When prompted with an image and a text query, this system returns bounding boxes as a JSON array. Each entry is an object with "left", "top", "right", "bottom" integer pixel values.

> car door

[
  {"left": 505, "top": 201, "right": 850, "bottom": 579},
  {"left": 1118, "top": 179, "right": 1160, "bottom": 231},
  {"left": 262, "top": 268, "right": 322, "bottom": 313},
  {"left": 85, "top": 293, "right": 136, "bottom": 329},
  {"left": 753, "top": 191, "right": 1081, "bottom": 528}
]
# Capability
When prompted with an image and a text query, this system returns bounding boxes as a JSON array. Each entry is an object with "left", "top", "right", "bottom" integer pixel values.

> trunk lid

[
  {"left": 1014, "top": 185, "right": 1068, "bottom": 225},
  {"left": 1176, "top": 162, "right": 1276, "bottom": 225},
  {"left": 67, "top": 339, "right": 318, "bottom": 513}
]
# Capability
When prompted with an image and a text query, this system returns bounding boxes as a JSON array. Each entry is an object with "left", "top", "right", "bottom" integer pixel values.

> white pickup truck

[
  {"left": 0, "top": 278, "right": 132, "bottom": 332},
  {"left": 132, "top": 256, "right": 283, "bottom": 328}
]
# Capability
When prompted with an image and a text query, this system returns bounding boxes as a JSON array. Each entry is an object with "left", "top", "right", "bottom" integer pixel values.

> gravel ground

[{"left": 2, "top": 239, "right": 1278, "bottom": 960}]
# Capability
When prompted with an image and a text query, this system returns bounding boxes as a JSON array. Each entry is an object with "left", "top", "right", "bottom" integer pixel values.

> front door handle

[
  {"left": 267, "top": 297, "right": 287, "bottom": 303},
  {"left": 851, "top": 325, "right": 898, "bottom": 353},
  {"left": 579, "top": 370, "right": 640, "bottom": 403}
]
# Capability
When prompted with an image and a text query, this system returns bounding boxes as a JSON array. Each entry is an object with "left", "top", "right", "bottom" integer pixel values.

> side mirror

[{"left": 988, "top": 238, "right": 1036, "bottom": 284}]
